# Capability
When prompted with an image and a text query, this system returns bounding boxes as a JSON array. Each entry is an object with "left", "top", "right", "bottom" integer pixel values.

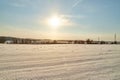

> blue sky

[{"left": 0, "top": 0, "right": 120, "bottom": 41}]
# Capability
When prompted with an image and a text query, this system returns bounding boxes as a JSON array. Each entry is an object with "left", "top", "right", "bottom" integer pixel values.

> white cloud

[
  {"left": 59, "top": 14, "right": 87, "bottom": 28},
  {"left": 61, "top": 14, "right": 85, "bottom": 19},
  {"left": 72, "top": 0, "right": 83, "bottom": 8}
]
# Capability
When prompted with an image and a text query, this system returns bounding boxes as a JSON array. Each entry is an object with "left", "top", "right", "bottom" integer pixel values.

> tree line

[{"left": 0, "top": 36, "right": 119, "bottom": 44}]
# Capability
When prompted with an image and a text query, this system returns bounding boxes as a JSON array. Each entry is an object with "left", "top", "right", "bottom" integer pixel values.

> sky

[{"left": 0, "top": 0, "right": 120, "bottom": 41}]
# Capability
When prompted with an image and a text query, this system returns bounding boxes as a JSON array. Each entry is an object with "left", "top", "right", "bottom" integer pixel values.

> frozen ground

[{"left": 0, "top": 44, "right": 120, "bottom": 80}]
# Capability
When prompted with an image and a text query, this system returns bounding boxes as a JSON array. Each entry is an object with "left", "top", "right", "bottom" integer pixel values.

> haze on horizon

[{"left": 0, "top": 0, "right": 120, "bottom": 41}]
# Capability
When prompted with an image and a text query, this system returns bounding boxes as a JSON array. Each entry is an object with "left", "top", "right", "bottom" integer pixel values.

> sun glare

[{"left": 48, "top": 16, "right": 62, "bottom": 28}]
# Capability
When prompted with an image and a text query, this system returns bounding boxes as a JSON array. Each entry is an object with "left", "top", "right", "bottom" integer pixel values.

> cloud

[
  {"left": 72, "top": 0, "right": 83, "bottom": 8},
  {"left": 36, "top": 14, "right": 76, "bottom": 27},
  {"left": 61, "top": 14, "right": 85, "bottom": 19},
  {"left": 60, "top": 14, "right": 86, "bottom": 27},
  {"left": 9, "top": 0, "right": 32, "bottom": 7}
]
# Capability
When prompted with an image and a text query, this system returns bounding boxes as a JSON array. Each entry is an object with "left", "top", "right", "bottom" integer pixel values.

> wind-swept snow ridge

[{"left": 0, "top": 44, "right": 120, "bottom": 80}]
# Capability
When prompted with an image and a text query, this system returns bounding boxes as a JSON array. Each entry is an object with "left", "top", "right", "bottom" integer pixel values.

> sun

[{"left": 48, "top": 16, "right": 62, "bottom": 28}]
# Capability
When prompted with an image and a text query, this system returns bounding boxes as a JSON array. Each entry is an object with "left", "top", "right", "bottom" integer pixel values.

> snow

[{"left": 0, "top": 44, "right": 120, "bottom": 80}]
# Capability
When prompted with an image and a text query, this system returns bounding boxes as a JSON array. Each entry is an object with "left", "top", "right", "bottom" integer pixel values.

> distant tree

[
  {"left": 68, "top": 40, "right": 72, "bottom": 44},
  {"left": 86, "top": 39, "right": 93, "bottom": 44},
  {"left": 100, "top": 41, "right": 105, "bottom": 44},
  {"left": 114, "top": 41, "right": 117, "bottom": 44},
  {"left": 0, "top": 37, "right": 6, "bottom": 43},
  {"left": 53, "top": 40, "right": 57, "bottom": 44},
  {"left": 74, "top": 40, "right": 78, "bottom": 44}
]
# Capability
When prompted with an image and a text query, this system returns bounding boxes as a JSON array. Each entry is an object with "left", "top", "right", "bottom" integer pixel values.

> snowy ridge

[{"left": 0, "top": 44, "right": 120, "bottom": 80}]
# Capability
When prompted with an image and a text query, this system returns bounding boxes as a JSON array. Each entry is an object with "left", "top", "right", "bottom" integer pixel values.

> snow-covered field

[{"left": 0, "top": 44, "right": 120, "bottom": 80}]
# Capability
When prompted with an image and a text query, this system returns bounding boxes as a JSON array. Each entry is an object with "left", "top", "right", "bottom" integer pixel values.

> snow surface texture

[{"left": 0, "top": 44, "right": 120, "bottom": 80}]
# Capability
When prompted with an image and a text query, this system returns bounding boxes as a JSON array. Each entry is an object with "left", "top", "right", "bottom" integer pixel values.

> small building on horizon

[{"left": 4, "top": 40, "right": 13, "bottom": 44}]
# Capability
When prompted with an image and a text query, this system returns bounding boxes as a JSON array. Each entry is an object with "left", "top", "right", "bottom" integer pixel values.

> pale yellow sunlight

[{"left": 47, "top": 15, "right": 62, "bottom": 29}]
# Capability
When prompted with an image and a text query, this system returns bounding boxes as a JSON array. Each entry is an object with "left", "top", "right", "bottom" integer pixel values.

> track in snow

[{"left": 0, "top": 44, "right": 120, "bottom": 80}]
